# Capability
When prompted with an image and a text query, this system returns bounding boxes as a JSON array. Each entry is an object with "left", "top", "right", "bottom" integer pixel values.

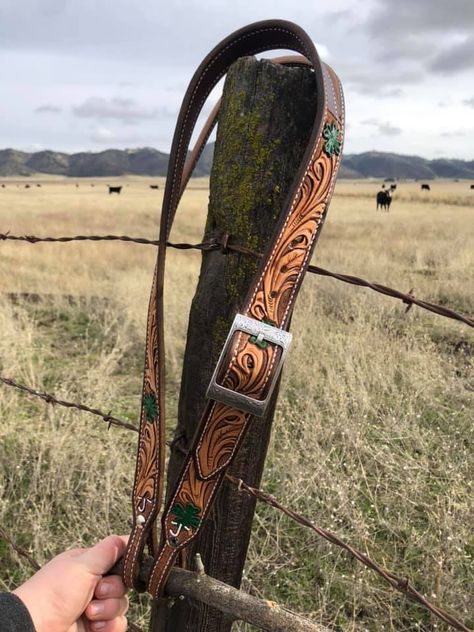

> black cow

[
  {"left": 36, "top": 184, "right": 42, "bottom": 188},
  {"left": 390, "top": 184, "right": 397, "bottom": 192},
  {"left": 470, "top": 184, "right": 474, "bottom": 190},
  {"left": 149, "top": 185, "right": 159, "bottom": 190},
  {"left": 25, "top": 184, "right": 31, "bottom": 189},
  {"left": 108, "top": 185, "right": 122, "bottom": 195},
  {"left": 376, "top": 190, "right": 392, "bottom": 211},
  {"left": 421, "top": 184, "right": 431, "bottom": 191},
  {"left": 1, "top": 184, "right": 5, "bottom": 188}
]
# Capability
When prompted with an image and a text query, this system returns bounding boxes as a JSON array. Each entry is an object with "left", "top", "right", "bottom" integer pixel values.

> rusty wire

[
  {"left": 0, "top": 374, "right": 471, "bottom": 631},
  {"left": 0, "top": 525, "right": 41, "bottom": 571},
  {"left": 0, "top": 375, "right": 138, "bottom": 432},
  {"left": 226, "top": 475, "right": 473, "bottom": 632},
  {"left": 0, "top": 231, "right": 215, "bottom": 251},
  {"left": 1, "top": 231, "right": 473, "bottom": 329}
]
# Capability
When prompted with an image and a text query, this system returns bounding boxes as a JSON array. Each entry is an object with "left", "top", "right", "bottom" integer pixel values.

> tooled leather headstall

[{"left": 121, "top": 18, "right": 345, "bottom": 598}]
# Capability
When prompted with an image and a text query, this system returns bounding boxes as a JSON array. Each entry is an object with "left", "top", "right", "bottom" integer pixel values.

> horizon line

[{"left": 1, "top": 146, "right": 473, "bottom": 163}]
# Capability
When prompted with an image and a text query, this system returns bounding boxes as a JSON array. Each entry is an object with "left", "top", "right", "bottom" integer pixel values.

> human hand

[{"left": 13, "top": 535, "right": 129, "bottom": 632}]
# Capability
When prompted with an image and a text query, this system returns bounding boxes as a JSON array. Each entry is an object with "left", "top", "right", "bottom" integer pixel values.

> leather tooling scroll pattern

[
  {"left": 160, "top": 111, "right": 342, "bottom": 552},
  {"left": 250, "top": 117, "right": 338, "bottom": 326},
  {"left": 134, "top": 272, "right": 161, "bottom": 521}
]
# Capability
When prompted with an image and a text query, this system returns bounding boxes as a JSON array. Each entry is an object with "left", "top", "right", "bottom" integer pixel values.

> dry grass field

[{"left": 0, "top": 176, "right": 473, "bottom": 631}]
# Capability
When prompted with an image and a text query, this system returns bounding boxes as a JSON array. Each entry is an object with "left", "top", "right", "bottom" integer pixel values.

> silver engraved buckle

[{"left": 206, "top": 314, "right": 292, "bottom": 417}]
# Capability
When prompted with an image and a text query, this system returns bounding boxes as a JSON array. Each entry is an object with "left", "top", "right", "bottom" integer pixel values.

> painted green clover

[
  {"left": 322, "top": 122, "right": 342, "bottom": 157},
  {"left": 170, "top": 502, "right": 201, "bottom": 539},
  {"left": 143, "top": 392, "right": 158, "bottom": 422}
]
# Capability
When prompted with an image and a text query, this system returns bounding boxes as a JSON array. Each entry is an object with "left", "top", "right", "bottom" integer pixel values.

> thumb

[{"left": 80, "top": 535, "right": 128, "bottom": 576}]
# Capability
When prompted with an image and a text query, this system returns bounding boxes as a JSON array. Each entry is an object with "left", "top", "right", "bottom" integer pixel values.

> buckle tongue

[{"left": 206, "top": 314, "right": 292, "bottom": 417}]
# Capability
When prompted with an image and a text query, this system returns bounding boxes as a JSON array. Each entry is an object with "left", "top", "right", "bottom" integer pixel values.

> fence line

[
  {"left": 1, "top": 231, "right": 473, "bottom": 329},
  {"left": 0, "top": 374, "right": 471, "bottom": 632},
  {"left": 1, "top": 231, "right": 472, "bottom": 631}
]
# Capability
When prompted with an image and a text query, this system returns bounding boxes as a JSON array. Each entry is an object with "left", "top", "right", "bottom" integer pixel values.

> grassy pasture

[{"left": 0, "top": 176, "right": 473, "bottom": 631}]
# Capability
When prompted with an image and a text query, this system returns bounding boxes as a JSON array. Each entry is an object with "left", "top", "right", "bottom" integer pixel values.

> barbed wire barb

[
  {"left": 225, "top": 475, "right": 473, "bottom": 632},
  {"left": 0, "top": 525, "right": 41, "bottom": 571},
  {"left": 0, "top": 375, "right": 137, "bottom": 432},
  {"left": 1, "top": 231, "right": 472, "bottom": 329}
]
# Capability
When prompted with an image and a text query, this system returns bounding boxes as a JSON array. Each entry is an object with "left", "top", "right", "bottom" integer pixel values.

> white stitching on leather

[{"left": 166, "top": 27, "right": 311, "bottom": 240}]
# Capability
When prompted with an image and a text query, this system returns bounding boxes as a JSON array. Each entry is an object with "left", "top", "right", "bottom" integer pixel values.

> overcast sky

[{"left": 1, "top": 0, "right": 474, "bottom": 159}]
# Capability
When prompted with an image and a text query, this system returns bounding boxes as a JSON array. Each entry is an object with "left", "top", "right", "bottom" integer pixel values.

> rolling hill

[{"left": 1, "top": 146, "right": 473, "bottom": 180}]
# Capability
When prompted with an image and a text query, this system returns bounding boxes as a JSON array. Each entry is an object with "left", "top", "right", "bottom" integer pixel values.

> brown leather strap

[{"left": 122, "top": 19, "right": 345, "bottom": 597}]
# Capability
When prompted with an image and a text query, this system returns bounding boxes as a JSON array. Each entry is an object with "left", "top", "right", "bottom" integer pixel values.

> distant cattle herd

[
  {"left": 374, "top": 180, "right": 474, "bottom": 211},
  {"left": 0, "top": 183, "right": 160, "bottom": 194},
  {"left": 1, "top": 182, "right": 473, "bottom": 209}
]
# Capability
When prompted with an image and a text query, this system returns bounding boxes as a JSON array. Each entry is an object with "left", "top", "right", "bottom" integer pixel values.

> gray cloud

[
  {"left": 73, "top": 97, "right": 158, "bottom": 124},
  {"left": 369, "top": 0, "right": 474, "bottom": 34},
  {"left": 429, "top": 36, "right": 474, "bottom": 73},
  {"left": 342, "top": 63, "right": 418, "bottom": 96},
  {"left": 365, "top": 0, "right": 474, "bottom": 73},
  {"left": 384, "top": 87, "right": 405, "bottom": 98},
  {"left": 440, "top": 129, "right": 466, "bottom": 137},
  {"left": 35, "top": 104, "right": 62, "bottom": 114},
  {"left": 0, "top": 0, "right": 331, "bottom": 67},
  {"left": 362, "top": 118, "right": 402, "bottom": 136},
  {"left": 89, "top": 126, "right": 145, "bottom": 145},
  {"left": 463, "top": 97, "right": 474, "bottom": 108}
]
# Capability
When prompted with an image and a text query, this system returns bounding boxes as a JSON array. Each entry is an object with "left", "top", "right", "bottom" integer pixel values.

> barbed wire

[
  {"left": 1, "top": 374, "right": 471, "bottom": 631},
  {"left": 225, "top": 475, "right": 473, "bottom": 632},
  {"left": 0, "top": 231, "right": 215, "bottom": 251},
  {"left": 1, "top": 231, "right": 473, "bottom": 329},
  {"left": 0, "top": 375, "right": 138, "bottom": 432},
  {"left": 0, "top": 526, "right": 41, "bottom": 571}
]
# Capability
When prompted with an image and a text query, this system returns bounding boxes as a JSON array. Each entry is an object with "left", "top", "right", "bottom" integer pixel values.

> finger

[
  {"left": 85, "top": 596, "right": 129, "bottom": 621},
  {"left": 89, "top": 616, "right": 128, "bottom": 632},
  {"left": 95, "top": 575, "right": 126, "bottom": 600},
  {"left": 81, "top": 535, "right": 129, "bottom": 576}
]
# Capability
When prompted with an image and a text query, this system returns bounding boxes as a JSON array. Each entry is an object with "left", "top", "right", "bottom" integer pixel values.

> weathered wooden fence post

[{"left": 151, "top": 56, "right": 317, "bottom": 632}]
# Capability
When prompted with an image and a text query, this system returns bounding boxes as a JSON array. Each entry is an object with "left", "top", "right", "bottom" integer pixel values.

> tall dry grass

[{"left": 0, "top": 177, "right": 473, "bottom": 630}]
